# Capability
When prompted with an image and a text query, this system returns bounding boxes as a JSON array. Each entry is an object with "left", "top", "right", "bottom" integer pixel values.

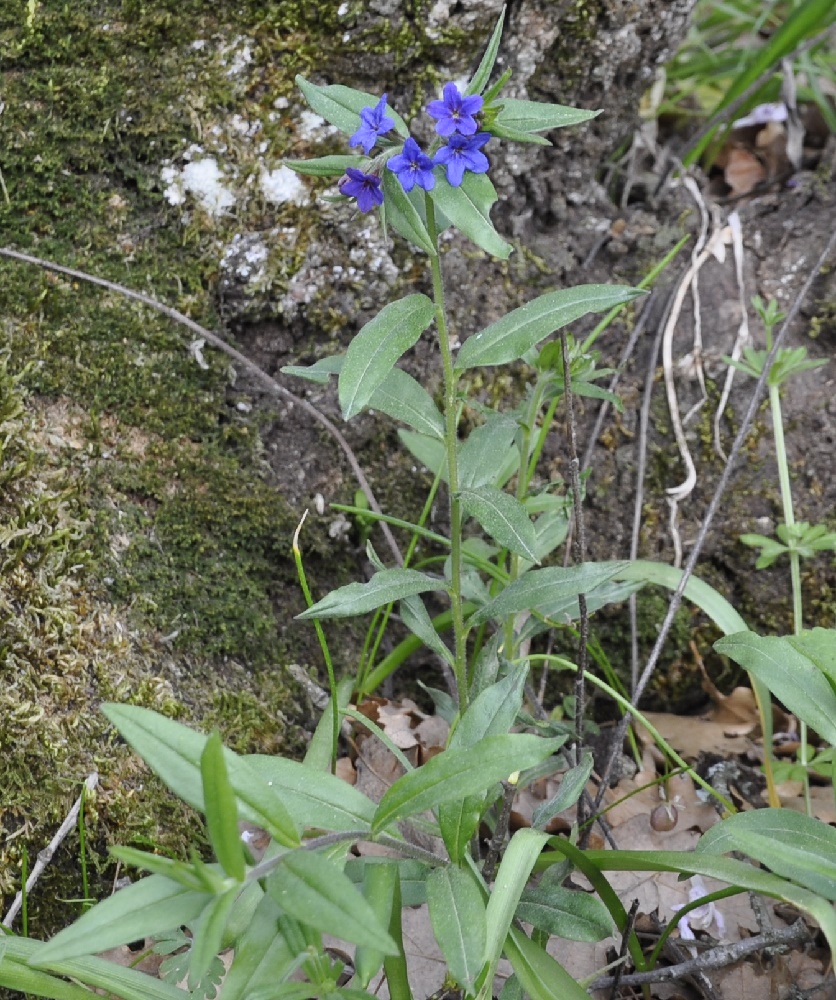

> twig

[
  {"left": 608, "top": 897, "right": 639, "bottom": 1000},
  {"left": 590, "top": 919, "right": 812, "bottom": 991},
  {"left": 593, "top": 224, "right": 836, "bottom": 806},
  {"left": 3, "top": 773, "right": 99, "bottom": 928},
  {"left": 481, "top": 780, "right": 517, "bottom": 881},
  {"left": 0, "top": 245, "right": 404, "bottom": 567}
]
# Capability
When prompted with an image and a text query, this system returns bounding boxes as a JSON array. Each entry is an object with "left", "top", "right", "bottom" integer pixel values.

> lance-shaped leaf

[
  {"left": 401, "top": 594, "right": 455, "bottom": 666},
  {"left": 516, "top": 881, "right": 613, "bottom": 941},
  {"left": 427, "top": 865, "right": 487, "bottom": 990},
  {"left": 531, "top": 751, "right": 594, "bottom": 830},
  {"left": 294, "top": 76, "right": 409, "bottom": 138},
  {"left": 398, "top": 428, "right": 447, "bottom": 479},
  {"left": 281, "top": 354, "right": 343, "bottom": 384},
  {"left": 466, "top": 6, "right": 506, "bottom": 96},
  {"left": 372, "top": 734, "right": 563, "bottom": 833},
  {"left": 297, "top": 568, "right": 444, "bottom": 620},
  {"left": 284, "top": 155, "right": 360, "bottom": 177},
  {"left": 381, "top": 170, "right": 437, "bottom": 255},
  {"left": 267, "top": 850, "right": 398, "bottom": 954},
  {"left": 32, "top": 875, "right": 211, "bottom": 965},
  {"left": 101, "top": 704, "right": 300, "bottom": 847},
  {"left": 458, "top": 413, "right": 518, "bottom": 489},
  {"left": 221, "top": 894, "right": 295, "bottom": 1000},
  {"left": 339, "top": 294, "right": 435, "bottom": 420},
  {"left": 714, "top": 629, "right": 836, "bottom": 745},
  {"left": 429, "top": 172, "right": 512, "bottom": 260},
  {"left": 468, "top": 561, "right": 628, "bottom": 627},
  {"left": 456, "top": 485, "right": 538, "bottom": 562},
  {"left": 246, "top": 754, "right": 376, "bottom": 832},
  {"left": 456, "top": 285, "right": 643, "bottom": 370},
  {"left": 369, "top": 367, "right": 445, "bottom": 439},
  {"left": 503, "top": 925, "right": 590, "bottom": 1000},
  {"left": 202, "top": 731, "right": 246, "bottom": 882},
  {"left": 494, "top": 98, "right": 600, "bottom": 134}
]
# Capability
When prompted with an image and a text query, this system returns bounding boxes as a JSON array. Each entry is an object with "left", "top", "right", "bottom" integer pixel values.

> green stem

[
  {"left": 769, "top": 381, "right": 810, "bottom": 813},
  {"left": 425, "top": 192, "right": 468, "bottom": 711}
]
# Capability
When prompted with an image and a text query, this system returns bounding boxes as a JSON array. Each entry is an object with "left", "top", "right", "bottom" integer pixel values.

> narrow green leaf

[
  {"left": 202, "top": 731, "right": 246, "bottom": 882},
  {"left": 354, "top": 862, "right": 399, "bottom": 987},
  {"left": 531, "top": 752, "right": 594, "bottom": 829},
  {"left": 101, "top": 705, "right": 300, "bottom": 848},
  {"left": 401, "top": 594, "right": 455, "bottom": 667},
  {"left": 398, "top": 429, "right": 447, "bottom": 479},
  {"left": 427, "top": 866, "right": 487, "bottom": 990},
  {"left": 284, "top": 155, "right": 360, "bottom": 177},
  {"left": 109, "top": 846, "right": 204, "bottom": 891},
  {"left": 221, "top": 895, "right": 295, "bottom": 1000},
  {"left": 281, "top": 355, "right": 343, "bottom": 384},
  {"left": 698, "top": 807, "right": 836, "bottom": 900},
  {"left": 494, "top": 98, "right": 600, "bottom": 133},
  {"left": 372, "top": 734, "right": 563, "bottom": 833},
  {"left": 458, "top": 414, "right": 518, "bottom": 489},
  {"left": 297, "top": 568, "right": 444, "bottom": 620},
  {"left": 466, "top": 6, "right": 506, "bottom": 96},
  {"left": 456, "top": 485, "right": 538, "bottom": 562},
  {"left": 469, "top": 561, "right": 628, "bottom": 627},
  {"left": 481, "top": 830, "right": 550, "bottom": 994},
  {"left": 247, "top": 754, "right": 375, "bottom": 831},
  {"left": 345, "top": 857, "right": 432, "bottom": 907},
  {"left": 503, "top": 926, "right": 590, "bottom": 1000},
  {"left": 455, "top": 285, "right": 642, "bottom": 370},
  {"left": 381, "top": 170, "right": 437, "bottom": 255},
  {"left": 303, "top": 676, "right": 355, "bottom": 772},
  {"left": 4, "top": 937, "right": 189, "bottom": 1000},
  {"left": 488, "top": 122, "right": 551, "bottom": 145},
  {"left": 189, "top": 886, "right": 239, "bottom": 990},
  {"left": 339, "top": 294, "right": 435, "bottom": 420},
  {"left": 714, "top": 630, "right": 836, "bottom": 745},
  {"left": 31, "top": 875, "right": 211, "bottom": 965},
  {"left": 369, "top": 367, "right": 445, "bottom": 439},
  {"left": 294, "top": 77, "right": 409, "bottom": 138},
  {"left": 429, "top": 172, "right": 512, "bottom": 260},
  {"left": 267, "top": 851, "right": 398, "bottom": 954},
  {"left": 516, "top": 883, "right": 613, "bottom": 941}
]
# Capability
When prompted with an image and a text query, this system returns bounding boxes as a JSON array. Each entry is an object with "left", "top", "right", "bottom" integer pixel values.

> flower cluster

[{"left": 340, "top": 83, "right": 491, "bottom": 212}]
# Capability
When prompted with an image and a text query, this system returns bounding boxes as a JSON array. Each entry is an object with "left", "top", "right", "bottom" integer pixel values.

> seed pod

[{"left": 650, "top": 801, "right": 679, "bottom": 832}]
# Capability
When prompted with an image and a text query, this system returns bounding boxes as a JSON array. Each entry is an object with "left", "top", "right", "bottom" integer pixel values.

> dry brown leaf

[{"left": 637, "top": 711, "right": 758, "bottom": 760}]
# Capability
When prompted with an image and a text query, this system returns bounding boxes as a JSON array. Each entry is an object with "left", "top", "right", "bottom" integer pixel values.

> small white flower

[{"left": 672, "top": 876, "right": 726, "bottom": 955}]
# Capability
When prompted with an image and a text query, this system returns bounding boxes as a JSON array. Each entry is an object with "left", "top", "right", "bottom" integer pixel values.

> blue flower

[
  {"left": 434, "top": 132, "right": 490, "bottom": 187},
  {"left": 427, "top": 83, "right": 483, "bottom": 137},
  {"left": 339, "top": 168, "right": 384, "bottom": 212},
  {"left": 387, "top": 137, "right": 436, "bottom": 193},
  {"left": 349, "top": 94, "right": 395, "bottom": 155}
]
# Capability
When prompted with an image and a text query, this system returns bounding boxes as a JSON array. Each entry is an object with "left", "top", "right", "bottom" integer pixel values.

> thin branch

[
  {"left": 0, "top": 245, "right": 404, "bottom": 566},
  {"left": 4, "top": 773, "right": 99, "bottom": 928},
  {"left": 590, "top": 919, "right": 811, "bottom": 991}
]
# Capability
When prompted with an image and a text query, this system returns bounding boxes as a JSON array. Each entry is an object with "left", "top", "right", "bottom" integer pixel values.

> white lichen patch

[
  {"left": 162, "top": 157, "right": 236, "bottom": 217},
  {"left": 260, "top": 165, "right": 307, "bottom": 206}
]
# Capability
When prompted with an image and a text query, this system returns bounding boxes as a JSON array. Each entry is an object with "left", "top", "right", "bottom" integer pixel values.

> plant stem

[{"left": 425, "top": 194, "right": 468, "bottom": 710}]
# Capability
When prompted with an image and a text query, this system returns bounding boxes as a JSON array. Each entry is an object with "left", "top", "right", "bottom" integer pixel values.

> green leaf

[
  {"left": 400, "top": 594, "right": 455, "bottom": 667},
  {"left": 494, "top": 98, "right": 599, "bottom": 134},
  {"left": 345, "top": 857, "right": 432, "bottom": 907},
  {"left": 281, "top": 355, "right": 343, "bottom": 384},
  {"left": 531, "top": 752, "right": 594, "bottom": 829},
  {"left": 481, "top": 830, "right": 550, "bottom": 994},
  {"left": 456, "top": 485, "right": 538, "bottom": 562},
  {"left": 4, "top": 936, "right": 189, "bottom": 1000},
  {"left": 488, "top": 122, "right": 551, "bottom": 145},
  {"left": 584, "top": 847, "right": 836, "bottom": 957},
  {"left": 455, "top": 285, "right": 642, "bottom": 370},
  {"left": 32, "top": 875, "right": 211, "bottom": 965},
  {"left": 369, "top": 367, "right": 445, "bottom": 439},
  {"left": 108, "top": 846, "right": 205, "bottom": 891},
  {"left": 398, "top": 429, "right": 447, "bottom": 479},
  {"left": 381, "top": 171, "right": 437, "bottom": 255},
  {"left": 713, "top": 629, "right": 836, "bottom": 745},
  {"left": 284, "top": 155, "right": 360, "bottom": 177},
  {"left": 438, "top": 670, "right": 529, "bottom": 861},
  {"left": 427, "top": 865, "right": 487, "bottom": 990},
  {"left": 188, "top": 886, "right": 240, "bottom": 990},
  {"left": 246, "top": 754, "right": 375, "bottom": 831},
  {"left": 267, "top": 851, "right": 398, "bottom": 955},
  {"left": 339, "top": 294, "right": 435, "bottom": 420},
  {"left": 429, "top": 172, "right": 512, "bottom": 260},
  {"left": 221, "top": 895, "right": 295, "bottom": 1000},
  {"left": 697, "top": 808, "right": 836, "bottom": 901},
  {"left": 294, "top": 77, "right": 409, "bottom": 139},
  {"left": 354, "top": 862, "right": 400, "bottom": 987},
  {"left": 503, "top": 926, "right": 590, "bottom": 1000},
  {"left": 466, "top": 6, "right": 506, "bottom": 96},
  {"left": 297, "top": 568, "right": 444, "bottom": 620},
  {"left": 201, "top": 731, "right": 246, "bottom": 882},
  {"left": 458, "top": 414, "right": 519, "bottom": 489},
  {"left": 101, "top": 705, "right": 300, "bottom": 848},
  {"left": 468, "top": 561, "right": 628, "bottom": 627},
  {"left": 516, "top": 883, "right": 613, "bottom": 941},
  {"left": 304, "top": 676, "right": 355, "bottom": 772},
  {"left": 372, "top": 734, "right": 563, "bottom": 833}
]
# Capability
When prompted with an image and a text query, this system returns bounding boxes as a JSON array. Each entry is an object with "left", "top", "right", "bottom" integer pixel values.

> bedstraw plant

[{"left": 7, "top": 9, "right": 836, "bottom": 1000}]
